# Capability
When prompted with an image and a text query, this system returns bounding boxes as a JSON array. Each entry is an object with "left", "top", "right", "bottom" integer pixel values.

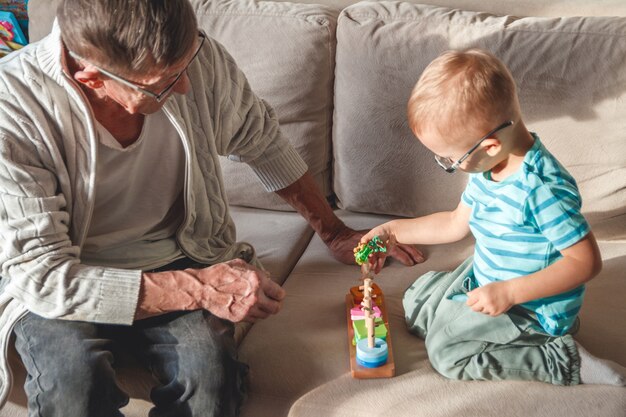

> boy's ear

[
  {"left": 482, "top": 138, "right": 502, "bottom": 157},
  {"left": 74, "top": 65, "right": 105, "bottom": 90}
]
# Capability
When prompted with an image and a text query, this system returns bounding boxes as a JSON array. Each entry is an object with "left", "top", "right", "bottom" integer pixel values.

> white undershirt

[{"left": 81, "top": 110, "right": 186, "bottom": 270}]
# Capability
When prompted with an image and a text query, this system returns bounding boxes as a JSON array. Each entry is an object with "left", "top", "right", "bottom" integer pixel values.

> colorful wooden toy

[{"left": 346, "top": 237, "right": 395, "bottom": 378}]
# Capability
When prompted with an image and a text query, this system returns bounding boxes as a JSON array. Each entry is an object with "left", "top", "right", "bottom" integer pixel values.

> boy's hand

[
  {"left": 328, "top": 226, "right": 423, "bottom": 272},
  {"left": 466, "top": 281, "right": 515, "bottom": 316},
  {"left": 360, "top": 225, "right": 394, "bottom": 249},
  {"left": 359, "top": 226, "right": 424, "bottom": 273}
]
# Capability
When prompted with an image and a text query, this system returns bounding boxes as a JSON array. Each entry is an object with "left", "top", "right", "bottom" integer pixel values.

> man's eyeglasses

[
  {"left": 68, "top": 31, "right": 206, "bottom": 103},
  {"left": 434, "top": 120, "right": 515, "bottom": 173}
]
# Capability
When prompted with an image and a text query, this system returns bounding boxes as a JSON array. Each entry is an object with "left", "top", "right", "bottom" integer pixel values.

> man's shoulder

[
  {"left": 0, "top": 49, "right": 31, "bottom": 93},
  {"left": 0, "top": 41, "right": 71, "bottom": 126},
  {"left": 195, "top": 34, "right": 238, "bottom": 70},
  {"left": 0, "top": 44, "right": 56, "bottom": 112}
]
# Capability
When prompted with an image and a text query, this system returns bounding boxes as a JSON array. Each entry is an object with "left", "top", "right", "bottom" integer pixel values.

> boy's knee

[
  {"left": 428, "top": 351, "right": 464, "bottom": 380},
  {"left": 427, "top": 343, "right": 458, "bottom": 379},
  {"left": 425, "top": 329, "right": 475, "bottom": 381}
]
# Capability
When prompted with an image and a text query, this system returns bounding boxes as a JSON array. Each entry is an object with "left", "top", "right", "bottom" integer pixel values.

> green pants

[{"left": 403, "top": 257, "right": 581, "bottom": 385}]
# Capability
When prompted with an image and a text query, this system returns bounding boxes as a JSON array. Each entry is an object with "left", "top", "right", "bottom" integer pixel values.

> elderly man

[{"left": 0, "top": 0, "right": 422, "bottom": 416}]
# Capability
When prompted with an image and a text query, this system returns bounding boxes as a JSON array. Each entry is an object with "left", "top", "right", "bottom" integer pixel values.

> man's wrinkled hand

[
  {"left": 191, "top": 258, "right": 264, "bottom": 322},
  {"left": 242, "top": 272, "right": 286, "bottom": 323},
  {"left": 138, "top": 259, "right": 285, "bottom": 322}
]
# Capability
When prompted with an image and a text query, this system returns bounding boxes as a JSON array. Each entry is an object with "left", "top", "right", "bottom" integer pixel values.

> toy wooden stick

[
  {"left": 356, "top": 239, "right": 384, "bottom": 349},
  {"left": 363, "top": 277, "right": 375, "bottom": 348}
]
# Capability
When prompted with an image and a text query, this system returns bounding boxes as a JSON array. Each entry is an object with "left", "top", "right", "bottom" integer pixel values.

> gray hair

[{"left": 58, "top": 0, "right": 198, "bottom": 75}]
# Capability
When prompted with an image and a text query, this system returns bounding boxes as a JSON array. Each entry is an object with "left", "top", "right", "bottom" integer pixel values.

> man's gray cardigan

[{"left": 0, "top": 22, "right": 307, "bottom": 406}]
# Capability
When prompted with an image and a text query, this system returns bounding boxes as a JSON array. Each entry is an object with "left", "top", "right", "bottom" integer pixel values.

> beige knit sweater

[{"left": 0, "top": 21, "right": 307, "bottom": 406}]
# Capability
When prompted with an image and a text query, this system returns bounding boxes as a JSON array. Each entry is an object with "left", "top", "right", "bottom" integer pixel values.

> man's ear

[
  {"left": 482, "top": 138, "right": 502, "bottom": 157},
  {"left": 74, "top": 65, "right": 105, "bottom": 90}
]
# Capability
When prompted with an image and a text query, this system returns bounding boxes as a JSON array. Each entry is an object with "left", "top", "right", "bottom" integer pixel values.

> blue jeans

[{"left": 13, "top": 309, "right": 248, "bottom": 417}]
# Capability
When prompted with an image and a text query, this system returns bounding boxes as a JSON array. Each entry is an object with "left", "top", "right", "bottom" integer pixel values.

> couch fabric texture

[{"left": 4, "top": 1, "right": 625, "bottom": 416}]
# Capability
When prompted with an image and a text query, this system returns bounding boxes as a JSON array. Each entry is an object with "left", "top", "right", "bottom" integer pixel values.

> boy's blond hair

[{"left": 408, "top": 49, "right": 520, "bottom": 142}]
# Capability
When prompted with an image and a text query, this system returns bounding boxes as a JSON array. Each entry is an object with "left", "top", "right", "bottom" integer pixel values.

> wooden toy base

[{"left": 346, "top": 293, "right": 395, "bottom": 378}]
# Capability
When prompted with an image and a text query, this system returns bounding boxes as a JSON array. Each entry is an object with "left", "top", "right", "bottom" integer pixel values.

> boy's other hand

[{"left": 466, "top": 281, "right": 515, "bottom": 316}]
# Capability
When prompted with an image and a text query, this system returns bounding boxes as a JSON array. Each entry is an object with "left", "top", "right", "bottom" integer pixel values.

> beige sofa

[{"left": 3, "top": 0, "right": 625, "bottom": 416}]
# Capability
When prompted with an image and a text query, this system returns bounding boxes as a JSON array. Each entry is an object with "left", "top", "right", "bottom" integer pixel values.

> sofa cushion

[
  {"left": 192, "top": 0, "right": 338, "bottom": 211},
  {"left": 237, "top": 210, "right": 474, "bottom": 416},
  {"left": 230, "top": 205, "right": 314, "bottom": 343},
  {"left": 332, "top": 2, "right": 626, "bottom": 238},
  {"left": 230, "top": 206, "right": 314, "bottom": 285}
]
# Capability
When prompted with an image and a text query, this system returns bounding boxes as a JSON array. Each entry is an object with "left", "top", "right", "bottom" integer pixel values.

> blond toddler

[{"left": 362, "top": 49, "right": 626, "bottom": 386}]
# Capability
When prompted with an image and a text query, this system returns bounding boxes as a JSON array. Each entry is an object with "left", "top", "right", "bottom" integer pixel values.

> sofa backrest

[
  {"left": 331, "top": 2, "right": 626, "bottom": 240},
  {"left": 273, "top": 0, "right": 626, "bottom": 18},
  {"left": 27, "top": 0, "right": 626, "bottom": 42}
]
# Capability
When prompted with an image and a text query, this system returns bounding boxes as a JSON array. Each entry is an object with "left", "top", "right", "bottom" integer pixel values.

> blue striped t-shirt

[{"left": 461, "top": 134, "right": 590, "bottom": 336}]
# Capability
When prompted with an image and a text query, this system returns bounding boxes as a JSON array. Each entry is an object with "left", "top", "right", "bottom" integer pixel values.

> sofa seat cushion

[
  {"left": 237, "top": 210, "right": 626, "bottom": 417},
  {"left": 290, "top": 241, "right": 626, "bottom": 417},
  {"left": 332, "top": 1, "right": 626, "bottom": 240},
  {"left": 230, "top": 206, "right": 314, "bottom": 286},
  {"left": 231, "top": 205, "right": 316, "bottom": 345}
]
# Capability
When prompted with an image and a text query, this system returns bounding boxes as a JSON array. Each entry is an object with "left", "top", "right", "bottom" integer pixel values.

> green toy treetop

[{"left": 353, "top": 236, "right": 387, "bottom": 266}]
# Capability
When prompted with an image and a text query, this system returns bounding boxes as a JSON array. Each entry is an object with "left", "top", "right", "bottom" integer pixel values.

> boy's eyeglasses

[
  {"left": 435, "top": 120, "right": 515, "bottom": 173},
  {"left": 67, "top": 31, "right": 206, "bottom": 103}
]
